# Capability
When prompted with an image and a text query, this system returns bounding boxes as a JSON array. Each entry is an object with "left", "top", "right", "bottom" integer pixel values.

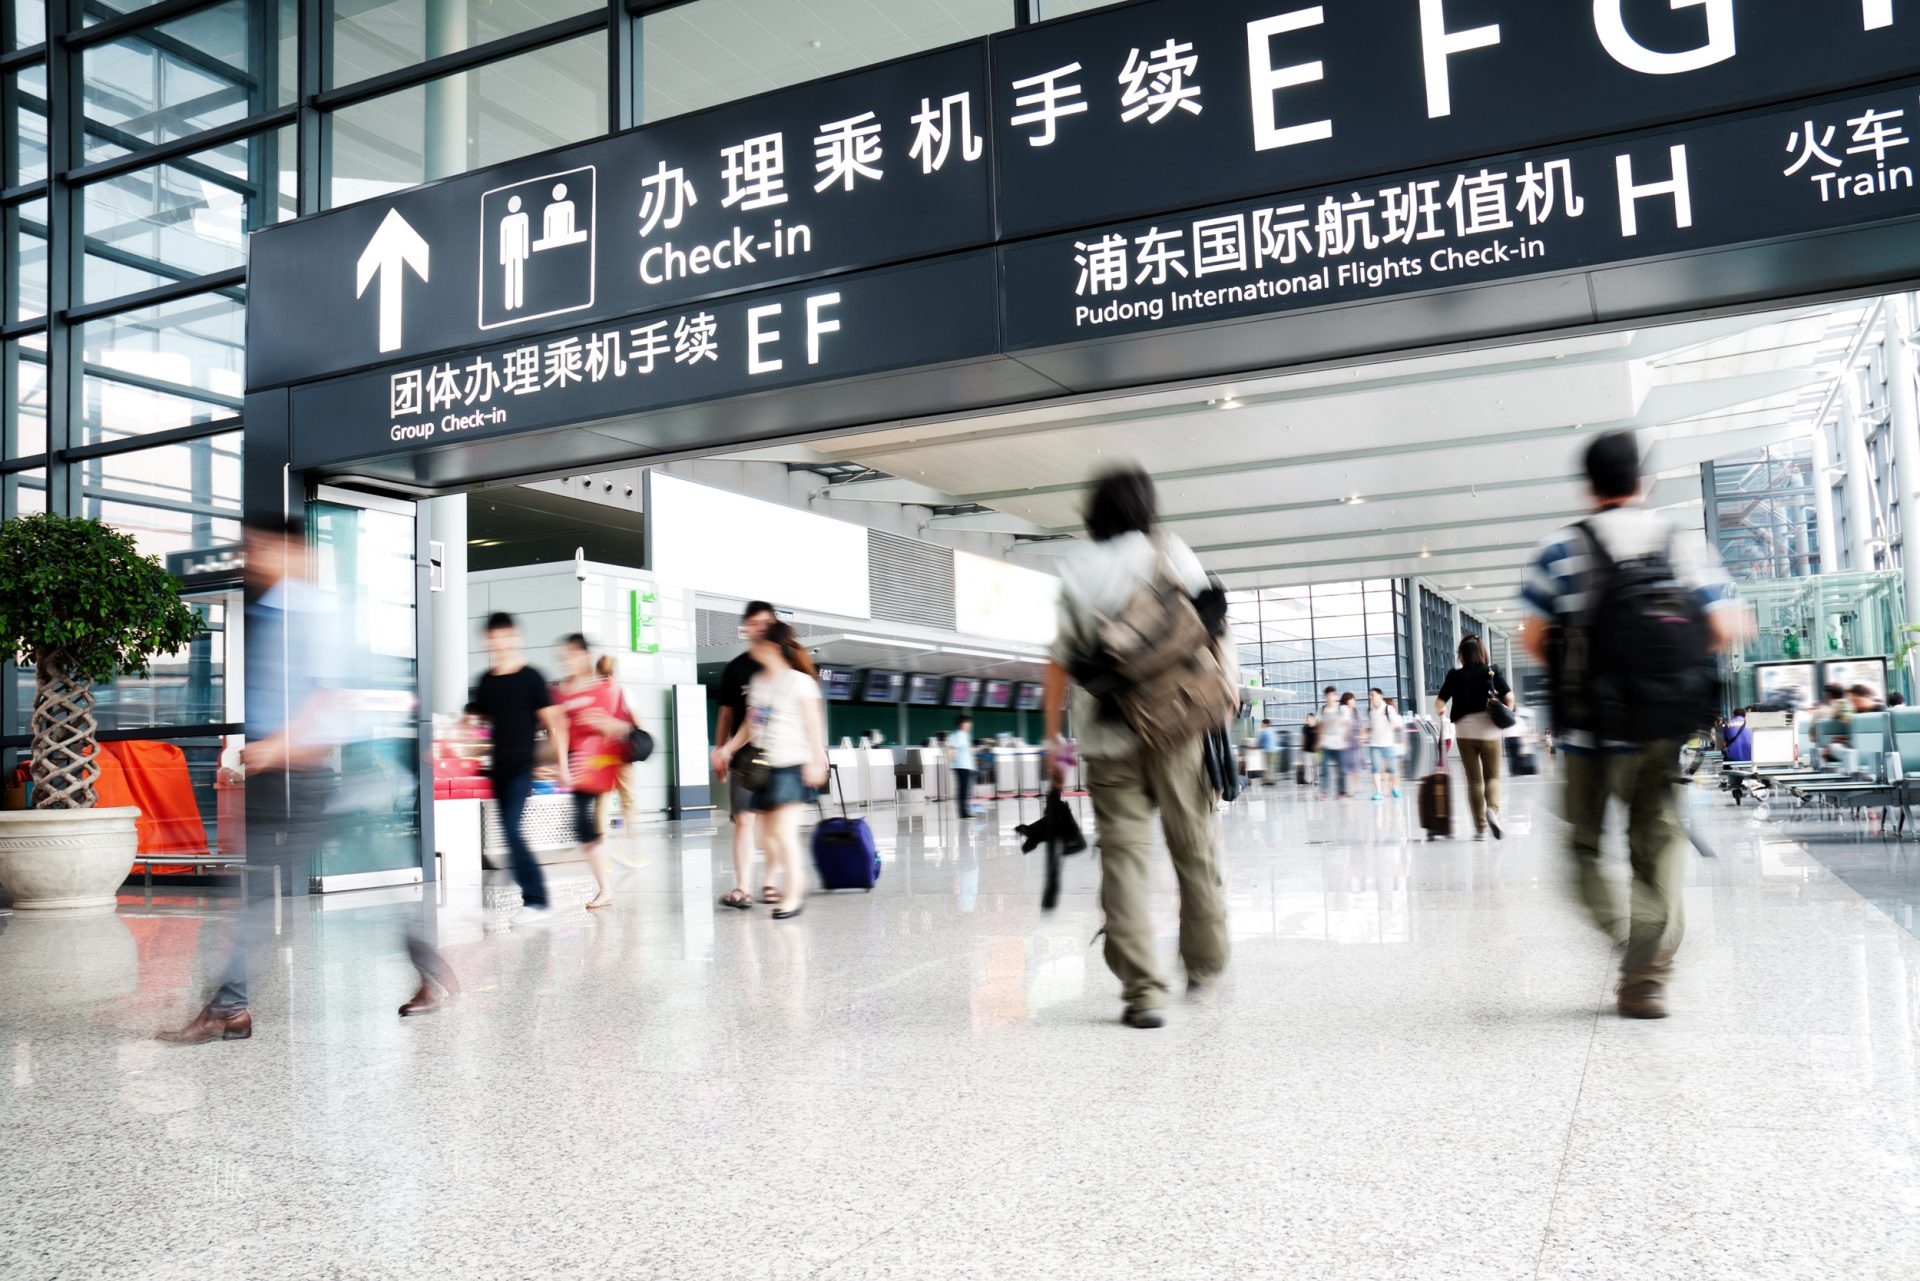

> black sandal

[
  {"left": 772, "top": 901, "right": 806, "bottom": 920},
  {"left": 760, "top": 885, "right": 782, "bottom": 904},
  {"left": 719, "top": 889, "right": 752, "bottom": 910}
]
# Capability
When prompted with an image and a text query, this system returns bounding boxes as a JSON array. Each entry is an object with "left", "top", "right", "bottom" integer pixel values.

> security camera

[{"left": 574, "top": 547, "right": 587, "bottom": 582}]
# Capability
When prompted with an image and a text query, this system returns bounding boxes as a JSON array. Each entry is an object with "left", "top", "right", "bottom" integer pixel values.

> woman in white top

[
  {"left": 1366, "top": 687, "right": 1403, "bottom": 801},
  {"left": 1317, "top": 687, "right": 1353, "bottom": 798},
  {"left": 716, "top": 621, "right": 828, "bottom": 919}
]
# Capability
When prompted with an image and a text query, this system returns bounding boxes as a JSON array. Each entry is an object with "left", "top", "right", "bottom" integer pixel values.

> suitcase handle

[{"left": 829, "top": 761, "right": 850, "bottom": 820}]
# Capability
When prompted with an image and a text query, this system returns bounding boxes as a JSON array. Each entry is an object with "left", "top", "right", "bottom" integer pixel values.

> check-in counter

[
  {"left": 827, "top": 748, "right": 867, "bottom": 804},
  {"left": 862, "top": 747, "right": 894, "bottom": 803}
]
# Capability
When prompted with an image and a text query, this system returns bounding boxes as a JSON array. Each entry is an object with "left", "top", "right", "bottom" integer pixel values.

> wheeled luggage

[
  {"left": 1418, "top": 735, "right": 1453, "bottom": 841},
  {"left": 813, "top": 765, "right": 882, "bottom": 891}
]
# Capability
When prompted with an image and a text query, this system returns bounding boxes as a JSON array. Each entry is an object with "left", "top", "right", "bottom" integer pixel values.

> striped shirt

[{"left": 1520, "top": 504, "right": 1735, "bottom": 752}]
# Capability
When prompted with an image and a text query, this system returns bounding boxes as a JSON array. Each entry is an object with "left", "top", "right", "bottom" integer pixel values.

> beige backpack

[{"left": 1085, "top": 548, "right": 1240, "bottom": 753}]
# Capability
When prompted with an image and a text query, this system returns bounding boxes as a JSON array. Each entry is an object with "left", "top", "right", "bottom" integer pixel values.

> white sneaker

[{"left": 514, "top": 906, "right": 555, "bottom": 927}]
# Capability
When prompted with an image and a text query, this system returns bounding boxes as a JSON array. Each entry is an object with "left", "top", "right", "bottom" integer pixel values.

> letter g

[{"left": 1595, "top": 0, "right": 1735, "bottom": 75}]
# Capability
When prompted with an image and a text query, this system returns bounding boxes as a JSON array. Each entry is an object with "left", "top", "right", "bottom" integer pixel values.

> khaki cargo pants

[
  {"left": 1087, "top": 737, "right": 1229, "bottom": 1012},
  {"left": 1563, "top": 742, "right": 1687, "bottom": 980}
]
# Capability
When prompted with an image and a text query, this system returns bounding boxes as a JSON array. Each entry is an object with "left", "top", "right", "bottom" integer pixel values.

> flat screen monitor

[
  {"left": 906, "top": 674, "right": 945, "bottom": 706},
  {"left": 947, "top": 677, "right": 981, "bottom": 708},
  {"left": 1015, "top": 681, "right": 1044, "bottom": 712},
  {"left": 1824, "top": 657, "right": 1890, "bottom": 706},
  {"left": 861, "top": 670, "right": 904, "bottom": 703},
  {"left": 982, "top": 679, "right": 1014, "bottom": 710},
  {"left": 1751, "top": 661, "right": 1816, "bottom": 712},
  {"left": 818, "top": 666, "right": 856, "bottom": 702}
]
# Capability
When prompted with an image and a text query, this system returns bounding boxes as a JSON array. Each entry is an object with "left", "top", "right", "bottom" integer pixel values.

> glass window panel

[
  {"left": 328, "top": 31, "right": 607, "bottom": 208},
  {"left": 1319, "top": 658, "right": 1367, "bottom": 684},
  {"left": 8, "top": 195, "right": 47, "bottom": 321},
  {"left": 80, "top": 292, "right": 245, "bottom": 446},
  {"left": 7, "top": 60, "right": 49, "bottom": 185},
  {"left": 90, "top": 619, "right": 232, "bottom": 734},
  {"left": 79, "top": 431, "right": 241, "bottom": 530},
  {"left": 92, "top": 493, "right": 241, "bottom": 562},
  {"left": 82, "top": 0, "right": 294, "bottom": 164},
  {"left": 640, "top": 0, "right": 1013, "bottom": 124},
  {"left": 1263, "top": 640, "right": 1311, "bottom": 665},
  {"left": 330, "top": 0, "right": 601, "bottom": 88},
  {"left": 7, "top": 332, "right": 47, "bottom": 456},
  {"left": 3, "top": 464, "right": 44, "bottom": 520},
  {"left": 8, "top": 0, "right": 46, "bottom": 48},
  {"left": 1029, "top": 0, "right": 1126, "bottom": 20},
  {"left": 1316, "top": 615, "right": 1363, "bottom": 639},
  {"left": 82, "top": 125, "right": 295, "bottom": 301}
]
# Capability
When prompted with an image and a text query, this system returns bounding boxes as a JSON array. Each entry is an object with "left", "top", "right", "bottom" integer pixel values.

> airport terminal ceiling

[{"left": 466, "top": 296, "right": 1876, "bottom": 637}]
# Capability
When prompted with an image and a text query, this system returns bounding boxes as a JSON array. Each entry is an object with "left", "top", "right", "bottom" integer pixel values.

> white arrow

[{"left": 355, "top": 208, "right": 431, "bottom": 354}]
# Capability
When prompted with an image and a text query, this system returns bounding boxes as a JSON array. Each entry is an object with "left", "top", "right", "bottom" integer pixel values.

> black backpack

[{"left": 1555, "top": 519, "right": 1718, "bottom": 744}]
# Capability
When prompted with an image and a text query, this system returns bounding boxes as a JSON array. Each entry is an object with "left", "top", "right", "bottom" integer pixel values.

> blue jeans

[
  {"left": 954, "top": 768, "right": 974, "bottom": 817},
  {"left": 494, "top": 768, "right": 548, "bottom": 908},
  {"left": 1320, "top": 748, "right": 1348, "bottom": 795}
]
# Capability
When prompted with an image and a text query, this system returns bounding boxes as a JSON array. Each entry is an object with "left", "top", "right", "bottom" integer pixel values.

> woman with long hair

[
  {"left": 593, "top": 653, "right": 640, "bottom": 842},
  {"left": 1434, "top": 634, "right": 1515, "bottom": 840},
  {"left": 715, "top": 621, "right": 828, "bottom": 919},
  {"left": 553, "top": 634, "right": 634, "bottom": 908}
]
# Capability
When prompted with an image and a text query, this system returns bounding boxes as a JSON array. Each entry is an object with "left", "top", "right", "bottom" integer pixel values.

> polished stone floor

[{"left": 2, "top": 768, "right": 1918, "bottom": 1280}]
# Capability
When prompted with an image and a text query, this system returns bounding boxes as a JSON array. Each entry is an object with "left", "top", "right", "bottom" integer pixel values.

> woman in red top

[{"left": 553, "top": 634, "right": 634, "bottom": 910}]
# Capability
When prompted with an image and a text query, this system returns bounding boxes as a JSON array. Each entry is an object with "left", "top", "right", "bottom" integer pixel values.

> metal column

[{"left": 1837, "top": 385, "right": 1878, "bottom": 571}]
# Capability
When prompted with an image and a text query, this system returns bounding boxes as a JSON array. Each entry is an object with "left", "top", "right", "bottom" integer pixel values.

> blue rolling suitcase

[{"left": 813, "top": 765, "right": 882, "bottom": 891}]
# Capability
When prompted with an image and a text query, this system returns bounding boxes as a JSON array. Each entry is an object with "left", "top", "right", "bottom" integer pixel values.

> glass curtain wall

[
  {"left": 3, "top": 0, "right": 1053, "bottom": 851},
  {"left": 1706, "top": 439, "right": 1821, "bottom": 581},
  {"left": 1230, "top": 581, "right": 1412, "bottom": 732}
]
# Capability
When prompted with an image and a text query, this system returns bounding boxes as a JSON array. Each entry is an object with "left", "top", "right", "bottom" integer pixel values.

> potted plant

[{"left": 0, "top": 514, "right": 203, "bottom": 913}]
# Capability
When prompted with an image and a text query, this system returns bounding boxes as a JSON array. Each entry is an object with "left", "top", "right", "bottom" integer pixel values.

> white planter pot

[{"left": 0, "top": 806, "right": 139, "bottom": 915}]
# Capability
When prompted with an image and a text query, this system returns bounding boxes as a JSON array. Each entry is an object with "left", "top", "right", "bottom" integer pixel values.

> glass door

[{"left": 309, "top": 487, "right": 423, "bottom": 890}]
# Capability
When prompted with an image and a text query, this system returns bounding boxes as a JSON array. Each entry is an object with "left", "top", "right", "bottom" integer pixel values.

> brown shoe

[
  {"left": 399, "top": 983, "right": 442, "bottom": 1017},
  {"left": 156, "top": 1003, "right": 252, "bottom": 1044},
  {"left": 1617, "top": 978, "right": 1669, "bottom": 1020}
]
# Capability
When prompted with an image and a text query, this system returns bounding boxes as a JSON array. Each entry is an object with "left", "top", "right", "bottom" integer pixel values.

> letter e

[
  {"left": 748, "top": 304, "right": 783, "bottom": 375},
  {"left": 1247, "top": 7, "right": 1333, "bottom": 152}
]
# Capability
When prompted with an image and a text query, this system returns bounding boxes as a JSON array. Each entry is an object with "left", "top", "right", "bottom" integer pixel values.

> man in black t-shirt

[
  {"left": 710, "top": 601, "right": 776, "bottom": 909},
  {"left": 471, "top": 611, "right": 569, "bottom": 927}
]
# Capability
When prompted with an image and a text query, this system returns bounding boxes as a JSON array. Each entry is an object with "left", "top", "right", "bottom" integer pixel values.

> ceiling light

[
  {"left": 835, "top": 634, "right": 936, "bottom": 651},
  {"left": 1210, "top": 396, "right": 1242, "bottom": 410},
  {"left": 1419, "top": 549, "right": 1432, "bottom": 559},
  {"left": 939, "top": 646, "right": 1020, "bottom": 661}
]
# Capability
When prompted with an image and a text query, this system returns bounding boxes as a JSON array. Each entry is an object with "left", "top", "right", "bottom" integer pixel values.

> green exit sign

[{"left": 629, "top": 589, "right": 660, "bottom": 654}]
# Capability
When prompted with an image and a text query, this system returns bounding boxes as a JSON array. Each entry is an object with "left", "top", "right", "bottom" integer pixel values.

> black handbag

[
  {"left": 731, "top": 746, "right": 769, "bottom": 792},
  {"left": 1486, "top": 667, "right": 1517, "bottom": 731},
  {"left": 626, "top": 727, "right": 655, "bottom": 763}
]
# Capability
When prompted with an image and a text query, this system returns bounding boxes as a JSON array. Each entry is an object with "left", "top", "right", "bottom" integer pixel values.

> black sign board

[
  {"left": 248, "top": 41, "right": 992, "bottom": 391},
  {"left": 288, "top": 254, "right": 999, "bottom": 470},
  {"left": 991, "top": 0, "right": 1920, "bottom": 236},
  {"left": 1003, "top": 78, "right": 1920, "bottom": 350},
  {"left": 166, "top": 543, "right": 245, "bottom": 589}
]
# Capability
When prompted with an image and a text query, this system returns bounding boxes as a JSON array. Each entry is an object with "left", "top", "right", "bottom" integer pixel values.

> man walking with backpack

[
  {"left": 1044, "top": 466, "right": 1236, "bottom": 1029},
  {"left": 1521, "top": 431, "right": 1741, "bottom": 1019}
]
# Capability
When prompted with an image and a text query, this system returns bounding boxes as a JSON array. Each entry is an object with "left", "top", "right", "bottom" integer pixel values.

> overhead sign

[
  {"left": 247, "top": 41, "right": 992, "bottom": 390},
  {"left": 167, "top": 544, "right": 245, "bottom": 589},
  {"left": 245, "top": 0, "right": 1920, "bottom": 479},
  {"left": 1003, "top": 78, "right": 1920, "bottom": 350},
  {"left": 287, "top": 254, "right": 998, "bottom": 470},
  {"left": 992, "top": 0, "right": 1920, "bottom": 235}
]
